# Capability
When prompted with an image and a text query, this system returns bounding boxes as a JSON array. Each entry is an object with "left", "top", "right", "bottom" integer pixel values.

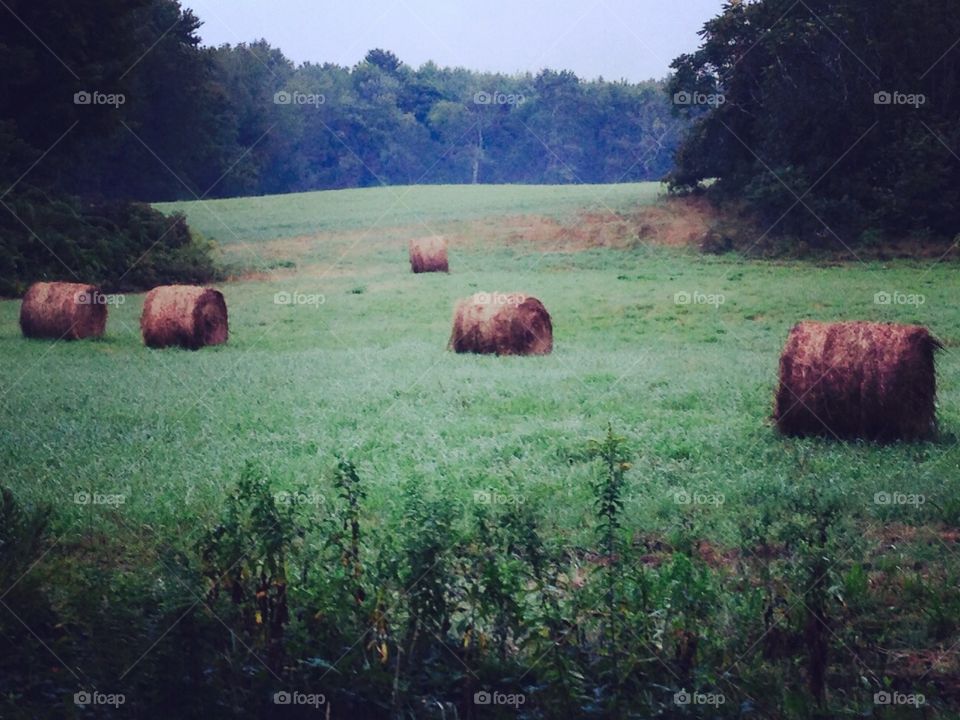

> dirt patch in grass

[
  {"left": 224, "top": 226, "right": 419, "bottom": 281},
  {"left": 226, "top": 235, "right": 320, "bottom": 270},
  {"left": 627, "top": 524, "right": 960, "bottom": 575},
  {"left": 885, "top": 648, "right": 960, "bottom": 690},
  {"left": 867, "top": 523, "right": 960, "bottom": 548},
  {"left": 628, "top": 195, "right": 718, "bottom": 247},
  {"left": 223, "top": 196, "right": 715, "bottom": 280},
  {"left": 396, "top": 196, "right": 714, "bottom": 255},
  {"left": 499, "top": 213, "right": 633, "bottom": 251},
  {"left": 483, "top": 196, "right": 715, "bottom": 252}
]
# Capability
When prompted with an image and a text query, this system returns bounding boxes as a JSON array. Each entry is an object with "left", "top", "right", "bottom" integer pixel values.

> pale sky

[{"left": 181, "top": 0, "right": 724, "bottom": 82}]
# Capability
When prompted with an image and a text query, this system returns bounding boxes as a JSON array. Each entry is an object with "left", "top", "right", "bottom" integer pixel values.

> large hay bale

[
  {"left": 140, "top": 285, "right": 228, "bottom": 350},
  {"left": 409, "top": 236, "right": 449, "bottom": 273},
  {"left": 774, "top": 321, "right": 940, "bottom": 441},
  {"left": 19, "top": 282, "right": 107, "bottom": 340},
  {"left": 449, "top": 292, "right": 553, "bottom": 356}
]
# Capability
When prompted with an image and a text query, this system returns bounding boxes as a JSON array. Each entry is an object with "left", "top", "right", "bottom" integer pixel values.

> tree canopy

[
  {"left": 668, "top": 0, "right": 960, "bottom": 244},
  {"left": 0, "top": 0, "right": 686, "bottom": 203}
]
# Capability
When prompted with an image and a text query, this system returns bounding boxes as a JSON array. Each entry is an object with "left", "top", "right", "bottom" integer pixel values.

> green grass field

[
  {"left": 4, "top": 182, "right": 960, "bottom": 717},
  {"left": 2, "top": 182, "right": 958, "bottom": 544}
]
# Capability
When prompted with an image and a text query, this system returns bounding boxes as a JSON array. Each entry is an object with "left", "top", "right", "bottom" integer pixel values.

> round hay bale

[
  {"left": 449, "top": 292, "right": 552, "bottom": 356},
  {"left": 409, "top": 236, "right": 449, "bottom": 273},
  {"left": 140, "top": 285, "right": 228, "bottom": 350},
  {"left": 774, "top": 321, "right": 941, "bottom": 442},
  {"left": 19, "top": 282, "right": 107, "bottom": 340}
]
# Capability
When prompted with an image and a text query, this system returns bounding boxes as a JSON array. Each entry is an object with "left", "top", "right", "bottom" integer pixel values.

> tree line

[
  {"left": 668, "top": 0, "right": 960, "bottom": 245},
  {"left": 1, "top": 0, "right": 685, "bottom": 203},
  {"left": 4, "top": 0, "right": 953, "bottom": 296},
  {"left": 0, "top": 0, "right": 683, "bottom": 294}
]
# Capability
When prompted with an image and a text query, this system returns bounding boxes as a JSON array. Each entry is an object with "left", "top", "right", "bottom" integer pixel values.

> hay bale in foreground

[
  {"left": 19, "top": 282, "right": 107, "bottom": 340},
  {"left": 774, "top": 321, "right": 940, "bottom": 442},
  {"left": 409, "top": 236, "right": 449, "bottom": 273},
  {"left": 141, "top": 285, "right": 228, "bottom": 350},
  {"left": 449, "top": 292, "right": 552, "bottom": 356}
]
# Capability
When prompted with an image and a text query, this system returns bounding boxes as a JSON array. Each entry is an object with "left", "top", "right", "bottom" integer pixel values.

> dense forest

[
  {"left": 0, "top": 0, "right": 684, "bottom": 203},
  {"left": 668, "top": 0, "right": 960, "bottom": 244}
]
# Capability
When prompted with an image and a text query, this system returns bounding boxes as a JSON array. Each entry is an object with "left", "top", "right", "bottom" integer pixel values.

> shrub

[{"left": 0, "top": 187, "right": 219, "bottom": 296}]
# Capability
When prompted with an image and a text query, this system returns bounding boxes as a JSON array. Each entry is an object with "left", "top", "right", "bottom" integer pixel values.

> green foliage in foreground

[{"left": 2, "top": 447, "right": 959, "bottom": 718}]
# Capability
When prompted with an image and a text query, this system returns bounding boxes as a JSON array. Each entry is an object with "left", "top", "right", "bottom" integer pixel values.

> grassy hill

[{"left": 1, "top": 182, "right": 958, "bottom": 716}]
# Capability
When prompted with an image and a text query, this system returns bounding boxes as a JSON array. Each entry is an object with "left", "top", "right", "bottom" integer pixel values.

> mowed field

[{"left": 1, "top": 181, "right": 959, "bottom": 554}]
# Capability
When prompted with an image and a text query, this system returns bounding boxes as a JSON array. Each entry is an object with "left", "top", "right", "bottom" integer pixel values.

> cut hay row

[
  {"left": 775, "top": 321, "right": 941, "bottom": 442},
  {"left": 19, "top": 282, "right": 107, "bottom": 340},
  {"left": 140, "top": 285, "right": 229, "bottom": 350},
  {"left": 409, "top": 236, "right": 449, "bottom": 273},
  {"left": 450, "top": 292, "right": 553, "bottom": 356}
]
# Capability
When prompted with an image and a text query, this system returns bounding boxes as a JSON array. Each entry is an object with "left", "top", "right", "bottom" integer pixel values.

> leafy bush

[
  {"left": 0, "top": 187, "right": 219, "bottom": 296},
  {"left": 2, "top": 436, "right": 958, "bottom": 718}
]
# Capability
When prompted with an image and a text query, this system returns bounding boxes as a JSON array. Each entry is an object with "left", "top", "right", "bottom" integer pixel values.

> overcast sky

[{"left": 181, "top": 0, "right": 724, "bottom": 82}]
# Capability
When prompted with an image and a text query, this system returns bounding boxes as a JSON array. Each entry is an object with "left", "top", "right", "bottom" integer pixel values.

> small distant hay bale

[
  {"left": 19, "top": 281, "right": 107, "bottom": 340},
  {"left": 140, "top": 285, "right": 228, "bottom": 350},
  {"left": 774, "top": 321, "right": 941, "bottom": 442},
  {"left": 449, "top": 292, "right": 553, "bottom": 356},
  {"left": 409, "top": 236, "right": 449, "bottom": 273}
]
